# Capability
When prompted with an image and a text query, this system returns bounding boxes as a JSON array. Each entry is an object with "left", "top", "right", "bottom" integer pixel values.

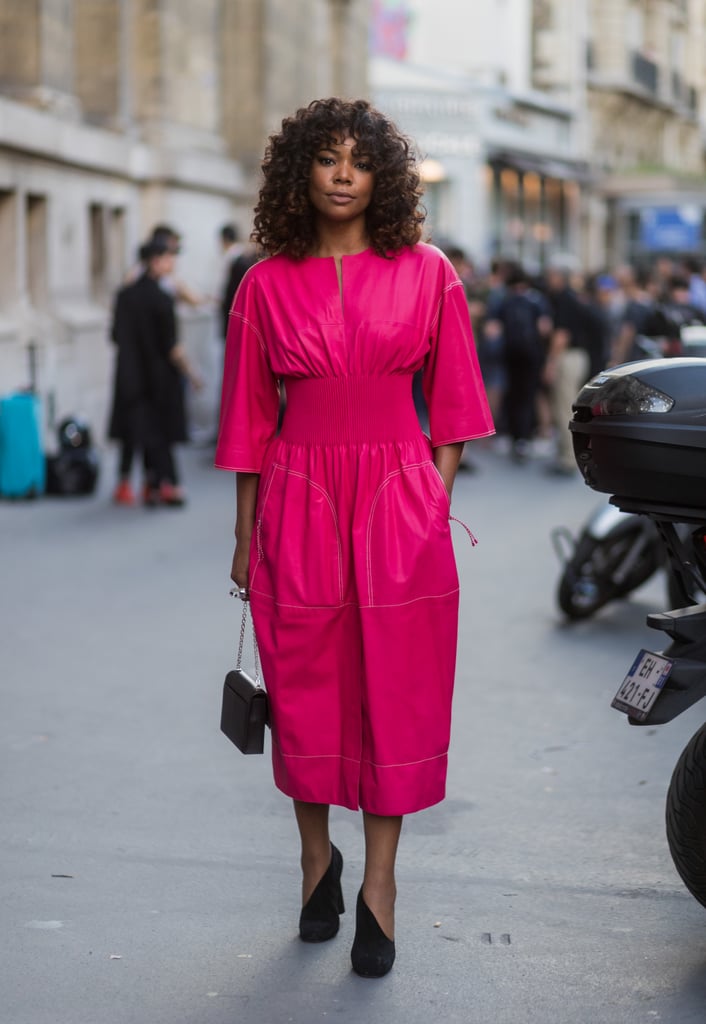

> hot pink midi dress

[{"left": 216, "top": 243, "right": 494, "bottom": 816}]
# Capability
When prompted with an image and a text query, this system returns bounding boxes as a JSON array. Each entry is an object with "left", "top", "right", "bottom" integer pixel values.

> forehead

[{"left": 318, "top": 135, "right": 365, "bottom": 152}]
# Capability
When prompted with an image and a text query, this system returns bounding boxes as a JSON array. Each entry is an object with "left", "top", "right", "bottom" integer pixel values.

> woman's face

[{"left": 308, "top": 136, "right": 375, "bottom": 228}]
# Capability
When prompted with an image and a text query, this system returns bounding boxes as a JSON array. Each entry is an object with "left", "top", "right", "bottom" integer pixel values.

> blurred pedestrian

[
  {"left": 485, "top": 263, "right": 552, "bottom": 463},
  {"left": 218, "top": 223, "right": 244, "bottom": 340},
  {"left": 478, "top": 258, "right": 511, "bottom": 423},
  {"left": 219, "top": 242, "right": 260, "bottom": 341},
  {"left": 580, "top": 273, "right": 617, "bottom": 376},
  {"left": 109, "top": 238, "right": 202, "bottom": 507},
  {"left": 543, "top": 264, "right": 595, "bottom": 476},
  {"left": 216, "top": 97, "right": 494, "bottom": 978},
  {"left": 610, "top": 266, "right": 657, "bottom": 365},
  {"left": 115, "top": 226, "right": 207, "bottom": 498},
  {"left": 684, "top": 256, "right": 706, "bottom": 317},
  {"left": 640, "top": 273, "right": 706, "bottom": 355},
  {"left": 126, "top": 223, "right": 206, "bottom": 308}
]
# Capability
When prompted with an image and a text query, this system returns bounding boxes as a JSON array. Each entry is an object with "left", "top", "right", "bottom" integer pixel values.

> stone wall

[{"left": 0, "top": 0, "right": 369, "bottom": 460}]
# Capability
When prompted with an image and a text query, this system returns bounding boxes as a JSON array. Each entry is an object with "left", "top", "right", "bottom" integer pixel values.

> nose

[{"left": 334, "top": 162, "right": 353, "bottom": 184}]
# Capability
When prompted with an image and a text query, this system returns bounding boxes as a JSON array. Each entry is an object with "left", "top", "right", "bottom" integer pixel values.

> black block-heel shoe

[
  {"left": 350, "top": 888, "right": 396, "bottom": 978},
  {"left": 299, "top": 843, "right": 345, "bottom": 942}
]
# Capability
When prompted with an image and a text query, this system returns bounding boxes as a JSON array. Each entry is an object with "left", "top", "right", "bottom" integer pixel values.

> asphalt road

[{"left": 2, "top": 437, "right": 706, "bottom": 1024}]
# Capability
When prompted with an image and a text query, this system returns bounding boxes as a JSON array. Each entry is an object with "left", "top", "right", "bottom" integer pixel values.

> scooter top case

[{"left": 569, "top": 357, "right": 706, "bottom": 516}]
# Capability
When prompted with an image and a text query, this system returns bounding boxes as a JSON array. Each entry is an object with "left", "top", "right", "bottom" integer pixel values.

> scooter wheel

[
  {"left": 557, "top": 530, "right": 660, "bottom": 621},
  {"left": 556, "top": 536, "right": 610, "bottom": 620},
  {"left": 666, "top": 723, "right": 706, "bottom": 910}
]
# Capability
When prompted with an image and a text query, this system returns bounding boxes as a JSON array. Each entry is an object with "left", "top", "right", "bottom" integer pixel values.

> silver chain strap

[{"left": 232, "top": 590, "right": 261, "bottom": 685}]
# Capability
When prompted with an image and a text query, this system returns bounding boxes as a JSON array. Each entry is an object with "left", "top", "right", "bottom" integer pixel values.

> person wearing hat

[{"left": 109, "top": 239, "right": 202, "bottom": 506}]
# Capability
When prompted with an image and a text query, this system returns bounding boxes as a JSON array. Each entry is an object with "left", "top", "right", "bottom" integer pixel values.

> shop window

[{"left": 26, "top": 194, "right": 48, "bottom": 307}]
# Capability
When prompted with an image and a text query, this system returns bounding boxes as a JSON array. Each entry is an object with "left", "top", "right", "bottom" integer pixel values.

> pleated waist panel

[{"left": 280, "top": 376, "right": 422, "bottom": 444}]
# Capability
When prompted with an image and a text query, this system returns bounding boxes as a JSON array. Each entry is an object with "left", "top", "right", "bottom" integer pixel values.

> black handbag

[{"left": 220, "top": 593, "right": 268, "bottom": 754}]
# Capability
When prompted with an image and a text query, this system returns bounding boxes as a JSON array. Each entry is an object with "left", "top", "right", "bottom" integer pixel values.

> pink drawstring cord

[{"left": 449, "top": 515, "right": 478, "bottom": 546}]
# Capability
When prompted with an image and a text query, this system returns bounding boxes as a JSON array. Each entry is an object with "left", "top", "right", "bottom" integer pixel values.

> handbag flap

[{"left": 221, "top": 668, "right": 268, "bottom": 754}]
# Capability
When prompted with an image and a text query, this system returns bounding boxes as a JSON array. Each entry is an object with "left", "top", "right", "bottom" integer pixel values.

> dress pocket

[
  {"left": 250, "top": 464, "right": 343, "bottom": 607},
  {"left": 365, "top": 462, "right": 458, "bottom": 607}
]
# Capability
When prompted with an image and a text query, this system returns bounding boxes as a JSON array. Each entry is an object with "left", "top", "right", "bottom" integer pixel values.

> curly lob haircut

[{"left": 252, "top": 97, "right": 425, "bottom": 259}]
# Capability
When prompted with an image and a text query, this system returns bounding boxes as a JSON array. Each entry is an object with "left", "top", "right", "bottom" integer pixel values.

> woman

[{"left": 216, "top": 98, "right": 494, "bottom": 977}]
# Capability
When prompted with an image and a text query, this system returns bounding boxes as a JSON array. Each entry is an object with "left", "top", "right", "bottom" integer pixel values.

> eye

[
  {"left": 355, "top": 159, "right": 373, "bottom": 172},
  {"left": 316, "top": 155, "right": 335, "bottom": 166}
]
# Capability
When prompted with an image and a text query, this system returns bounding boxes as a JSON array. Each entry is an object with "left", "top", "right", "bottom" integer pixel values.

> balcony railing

[{"left": 632, "top": 51, "right": 659, "bottom": 94}]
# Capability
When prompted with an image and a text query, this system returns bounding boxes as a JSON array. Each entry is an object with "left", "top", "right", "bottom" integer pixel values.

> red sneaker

[
  {"left": 113, "top": 481, "right": 136, "bottom": 505},
  {"left": 159, "top": 483, "right": 187, "bottom": 507},
  {"left": 142, "top": 483, "right": 160, "bottom": 507}
]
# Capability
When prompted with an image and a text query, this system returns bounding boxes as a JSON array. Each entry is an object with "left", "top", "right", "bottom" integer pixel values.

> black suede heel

[
  {"left": 350, "top": 887, "right": 396, "bottom": 977},
  {"left": 298, "top": 843, "right": 345, "bottom": 942}
]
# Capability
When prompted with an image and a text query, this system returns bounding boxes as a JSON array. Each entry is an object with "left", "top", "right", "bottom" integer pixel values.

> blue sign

[{"left": 640, "top": 206, "right": 701, "bottom": 251}]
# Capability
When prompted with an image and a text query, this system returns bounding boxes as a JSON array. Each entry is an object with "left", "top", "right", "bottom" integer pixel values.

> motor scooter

[
  {"left": 570, "top": 356, "right": 706, "bottom": 908},
  {"left": 553, "top": 326, "right": 706, "bottom": 620},
  {"left": 551, "top": 505, "right": 706, "bottom": 619}
]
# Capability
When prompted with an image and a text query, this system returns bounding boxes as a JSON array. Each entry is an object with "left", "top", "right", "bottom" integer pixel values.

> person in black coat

[
  {"left": 109, "top": 239, "right": 202, "bottom": 506},
  {"left": 484, "top": 263, "right": 552, "bottom": 463},
  {"left": 219, "top": 244, "right": 261, "bottom": 340}
]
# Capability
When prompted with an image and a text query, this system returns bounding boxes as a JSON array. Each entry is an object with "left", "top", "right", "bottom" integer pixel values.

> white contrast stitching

[
  {"left": 432, "top": 428, "right": 496, "bottom": 446},
  {"left": 229, "top": 310, "right": 267, "bottom": 355},
  {"left": 253, "top": 464, "right": 344, "bottom": 603},
  {"left": 363, "top": 752, "right": 447, "bottom": 769},
  {"left": 365, "top": 462, "right": 452, "bottom": 605},
  {"left": 271, "top": 464, "right": 344, "bottom": 602},
  {"left": 249, "top": 465, "right": 277, "bottom": 591},
  {"left": 359, "top": 587, "right": 459, "bottom": 609},
  {"left": 429, "top": 279, "right": 463, "bottom": 333}
]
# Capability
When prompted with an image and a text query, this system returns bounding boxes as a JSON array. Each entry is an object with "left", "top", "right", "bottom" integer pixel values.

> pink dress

[{"left": 216, "top": 243, "right": 494, "bottom": 815}]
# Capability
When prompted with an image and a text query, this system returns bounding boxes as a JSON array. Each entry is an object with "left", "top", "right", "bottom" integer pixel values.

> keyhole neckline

[{"left": 305, "top": 247, "right": 372, "bottom": 261}]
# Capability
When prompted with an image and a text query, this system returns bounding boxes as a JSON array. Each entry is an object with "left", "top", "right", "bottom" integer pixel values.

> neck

[{"left": 313, "top": 220, "right": 369, "bottom": 259}]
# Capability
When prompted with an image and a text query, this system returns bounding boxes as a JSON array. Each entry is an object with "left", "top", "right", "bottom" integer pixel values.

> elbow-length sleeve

[
  {"left": 422, "top": 275, "right": 495, "bottom": 447},
  {"left": 214, "top": 274, "right": 280, "bottom": 473}
]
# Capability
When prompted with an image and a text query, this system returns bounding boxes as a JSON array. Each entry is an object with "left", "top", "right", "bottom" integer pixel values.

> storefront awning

[{"left": 488, "top": 149, "right": 593, "bottom": 184}]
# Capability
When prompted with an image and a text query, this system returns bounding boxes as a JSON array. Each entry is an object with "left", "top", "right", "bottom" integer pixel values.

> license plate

[{"left": 612, "top": 649, "right": 673, "bottom": 722}]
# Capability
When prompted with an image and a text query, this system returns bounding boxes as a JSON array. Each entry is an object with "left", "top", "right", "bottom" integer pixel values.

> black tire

[
  {"left": 666, "top": 723, "right": 706, "bottom": 909},
  {"left": 557, "top": 529, "right": 661, "bottom": 621}
]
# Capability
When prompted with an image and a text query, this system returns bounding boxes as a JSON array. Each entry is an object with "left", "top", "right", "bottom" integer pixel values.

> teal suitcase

[{"left": 0, "top": 393, "right": 46, "bottom": 498}]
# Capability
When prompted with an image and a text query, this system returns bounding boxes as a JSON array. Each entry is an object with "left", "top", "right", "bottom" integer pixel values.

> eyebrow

[{"left": 317, "top": 145, "right": 372, "bottom": 159}]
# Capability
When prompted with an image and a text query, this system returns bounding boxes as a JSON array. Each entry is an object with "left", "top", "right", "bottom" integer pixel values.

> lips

[{"left": 328, "top": 192, "right": 354, "bottom": 203}]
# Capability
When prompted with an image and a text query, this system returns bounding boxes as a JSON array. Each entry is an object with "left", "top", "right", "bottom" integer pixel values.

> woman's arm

[
  {"left": 230, "top": 472, "right": 259, "bottom": 587},
  {"left": 433, "top": 442, "right": 465, "bottom": 498},
  {"left": 169, "top": 343, "right": 204, "bottom": 390}
]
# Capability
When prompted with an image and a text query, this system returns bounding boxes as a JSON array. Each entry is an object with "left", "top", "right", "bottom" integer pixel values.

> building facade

[
  {"left": 583, "top": 0, "right": 706, "bottom": 266},
  {"left": 372, "top": 0, "right": 706, "bottom": 271},
  {"left": 0, "top": 0, "right": 368, "bottom": 450}
]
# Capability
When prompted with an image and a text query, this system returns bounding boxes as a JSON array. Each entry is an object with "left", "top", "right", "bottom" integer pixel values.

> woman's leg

[
  {"left": 362, "top": 812, "right": 403, "bottom": 939},
  {"left": 293, "top": 800, "right": 332, "bottom": 904},
  {"left": 119, "top": 441, "right": 134, "bottom": 480}
]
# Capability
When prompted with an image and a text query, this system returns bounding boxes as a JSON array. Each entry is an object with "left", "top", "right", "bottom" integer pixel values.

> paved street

[{"left": 2, "top": 437, "right": 706, "bottom": 1024}]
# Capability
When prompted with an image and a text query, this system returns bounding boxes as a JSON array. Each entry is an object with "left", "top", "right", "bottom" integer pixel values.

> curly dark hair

[{"left": 252, "top": 97, "right": 425, "bottom": 259}]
